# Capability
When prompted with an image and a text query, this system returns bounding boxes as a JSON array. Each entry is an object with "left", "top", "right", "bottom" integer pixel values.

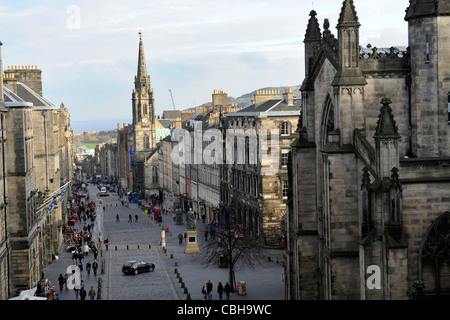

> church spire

[
  {"left": 137, "top": 31, "right": 148, "bottom": 79},
  {"left": 336, "top": 0, "right": 360, "bottom": 29}
]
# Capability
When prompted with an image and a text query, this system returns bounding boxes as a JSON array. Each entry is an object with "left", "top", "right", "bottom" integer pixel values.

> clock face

[{"left": 142, "top": 117, "right": 149, "bottom": 124}]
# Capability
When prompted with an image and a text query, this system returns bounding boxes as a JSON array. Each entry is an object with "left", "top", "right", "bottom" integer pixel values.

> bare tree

[{"left": 200, "top": 222, "right": 268, "bottom": 292}]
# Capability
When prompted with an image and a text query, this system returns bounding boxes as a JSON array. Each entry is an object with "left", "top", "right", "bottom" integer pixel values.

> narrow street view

[{"left": 43, "top": 183, "right": 284, "bottom": 301}]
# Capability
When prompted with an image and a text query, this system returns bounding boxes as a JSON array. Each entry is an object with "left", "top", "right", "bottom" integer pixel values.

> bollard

[
  {"left": 170, "top": 254, "right": 174, "bottom": 259},
  {"left": 149, "top": 243, "right": 151, "bottom": 249},
  {"left": 184, "top": 287, "right": 188, "bottom": 294},
  {"left": 181, "top": 282, "right": 185, "bottom": 288},
  {"left": 115, "top": 245, "right": 117, "bottom": 251},
  {"left": 174, "top": 268, "right": 178, "bottom": 274},
  {"left": 138, "top": 244, "right": 140, "bottom": 249},
  {"left": 97, "top": 277, "right": 102, "bottom": 300},
  {"left": 186, "top": 293, "right": 191, "bottom": 300},
  {"left": 127, "top": 244, "right": 129, "bottom": 250},
  {"left": 101, "top": 258, "right": 105, "bottom": 274},
  {"left": 175, "top": 262, "right": 178, "bottom": 267}
]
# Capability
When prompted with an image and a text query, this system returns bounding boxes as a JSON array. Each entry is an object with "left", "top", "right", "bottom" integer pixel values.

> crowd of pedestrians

[{"left": 51, "top": 187, "right": 102, "bottom": 300}]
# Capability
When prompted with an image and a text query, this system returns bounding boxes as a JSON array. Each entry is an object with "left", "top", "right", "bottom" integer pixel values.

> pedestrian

[
  {"left": 74, "top": 283, "right": 80, "bottom": 300},
  {"left": 201, "top": 283, "right": 208, "bottom": 300},
  {"left": 116, "top": 214, "right": 120, "bottom": 222},
  {"left": 224, "top": 282, "right": 231, "bottom": 300},
  {"left": 72, "top": 250, "right": 78, "bottom": 265},
  {"left": 204, "top": 229, "right": 208, "bottom": 241},
  {"left": 207, "top": 280, "right": 213, "bottom": 300},
  {"left": 86, "top": 262, "right": 91, "bottom": 276},
  {"left": 217, "top": 282, "right": 224, "bottom": 300},
  {"left": 79, "top": 287, "right": 87, "bottom": 300},
  {"left": 92, "top": 259, "right": 98, "bottom": 276},
  {"left": 58, "top": 274, "right": 65, "bottom": 291},
  {"left": 135, "top": 213, "right": 138, "bottom": 222},
  {"left": 178, "top": 233, "right": 183, "bottom": 244},
  {"left": 128, "top": 214, "right": 132, "bottom": 222},
  {"left": 88, "top": 286, "right": 96, "bottom": 300}
]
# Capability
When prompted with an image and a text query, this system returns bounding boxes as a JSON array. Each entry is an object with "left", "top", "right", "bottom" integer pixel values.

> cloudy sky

[{"left": 1, "top": 0, "right": 410, "bottom": 131}]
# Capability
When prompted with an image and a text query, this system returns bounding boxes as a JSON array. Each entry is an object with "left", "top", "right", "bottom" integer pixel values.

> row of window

[{"left": 228, "top": 120, "right": 292, "bottom": 136}]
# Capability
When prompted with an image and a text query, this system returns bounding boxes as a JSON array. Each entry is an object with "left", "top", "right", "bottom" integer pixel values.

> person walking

[
  {"left": 79, "top": 286, "right": 87, "bottom": 300},
  {"left": 92, "top": 260, "right": 98, "bottom": 276},
  {"left": 116, "top": 214, "right": 120, "bottom": 222},
  {"left": 88, "top": 286, "right": 96, "bottom": 300},
  {"left": 58, "top": 274, "right": 65, "bottom": 291},
  {"left": 217, "top": 282, "right": 224, "bottom": 300},
  {"left": 207, "top": 280, "right": 213, "bottom": 300},
  {"left": 128, "top": 214, "right": 132, "bottom": 222},
  {"left": 178, "top": 233, "right": 183, "bottom": 244},
  {"left": 224, "top": 282, "right": 231, "bottom": 300},
  {"left": 86, "top": 261, "right": 91, "bottom": 276},
  {"left": 135, "top": 213, "right": 138, "bottom": 222},
  {"left": 201, "top": 283, "right": 208, "bottom": 300}
]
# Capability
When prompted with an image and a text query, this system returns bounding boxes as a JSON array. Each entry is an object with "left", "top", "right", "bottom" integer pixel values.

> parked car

[{"left": 122, "top": 260, "right": 155, "bottom": 275}]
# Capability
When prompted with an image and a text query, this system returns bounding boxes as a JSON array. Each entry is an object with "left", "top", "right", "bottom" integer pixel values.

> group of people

[
  {"left": 201, "top": 280, "right": 232, "bottom": 300},
  {"left": 36, "top": 279, "right": 59, "bottom": 300}
]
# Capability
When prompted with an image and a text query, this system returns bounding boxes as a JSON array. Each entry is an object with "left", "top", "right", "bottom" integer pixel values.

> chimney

[
  {"left": 4, "top": 65, "right": 43, "bottom": 96},
  {"left": 283, "top": 88, "right": 294, "bottom": 106},
  {"left": 253, "top": 89, "right": 281, "bottom": 105},
  {"left": 3, "top": 73, "right": 18, "bottom": 94},
  {"left": 212, "top": 89, "right": 228, "bottom": 110}
]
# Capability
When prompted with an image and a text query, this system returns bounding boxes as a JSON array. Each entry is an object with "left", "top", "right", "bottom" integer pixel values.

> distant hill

[{"left": 73, "top": 129, "right": 117, "bottom": 149}]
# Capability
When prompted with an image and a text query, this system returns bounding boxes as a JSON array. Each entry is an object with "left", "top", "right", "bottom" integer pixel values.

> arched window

[
  {"left": 281, "top": 121, "right": 291, "bottom": 136},
  {"left": 418, "top": 211, "right": 450, "bottom": 299}
]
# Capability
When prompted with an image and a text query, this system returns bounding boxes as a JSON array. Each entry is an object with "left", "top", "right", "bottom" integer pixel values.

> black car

[{"left": 122, "top": 260, "right": 155, "bottom": 275}]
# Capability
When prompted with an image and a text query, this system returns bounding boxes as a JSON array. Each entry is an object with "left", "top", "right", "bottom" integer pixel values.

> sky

[{"left": 1, "top": 0, "right": 410, "bottom": 132}]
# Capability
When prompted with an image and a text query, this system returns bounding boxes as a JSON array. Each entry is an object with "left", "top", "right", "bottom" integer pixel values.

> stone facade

[
  {"left": 286, "top": 0, "right": 450, "bottom": 300},
  {"left": 221, "top": 89, "right": 300, "bottom": 247},
  {"left": 0, "top": 42, "right": 74, "bottom": 298}
]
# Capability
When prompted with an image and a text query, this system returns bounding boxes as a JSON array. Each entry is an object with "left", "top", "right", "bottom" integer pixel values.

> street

[{"left": 43, "top": 183, "right": 285, "bottom": 300}]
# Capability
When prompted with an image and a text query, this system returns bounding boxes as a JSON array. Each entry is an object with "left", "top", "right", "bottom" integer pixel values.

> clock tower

[
  {"left": 130, "top": 32, "right": 157, "bottom": 192},
  {"left": 132, "top": 31, "right": 156, "bottom": 152}
]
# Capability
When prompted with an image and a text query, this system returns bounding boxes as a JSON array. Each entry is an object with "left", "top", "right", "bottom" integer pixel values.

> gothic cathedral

[{"left": 287, "top": 0, "right": 450, "bottom": 300}]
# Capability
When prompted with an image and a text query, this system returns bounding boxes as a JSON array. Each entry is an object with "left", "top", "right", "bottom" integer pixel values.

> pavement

[{"left": 41, "top": 184, "right": 286, "bottom": 301}]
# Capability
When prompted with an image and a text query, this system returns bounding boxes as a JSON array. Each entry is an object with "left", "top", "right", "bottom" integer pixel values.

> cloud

[{"left": 1, "top": 0, "right": 412, "bottom": 128}]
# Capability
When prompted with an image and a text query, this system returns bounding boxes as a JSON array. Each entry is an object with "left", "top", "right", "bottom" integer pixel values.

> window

[
  {"left": 281, "top": 149, "right": 290, "bottom": 167},
  {"left": 282, "top": 180, "right": 288, "bottom": 199},
  {"left": 281, "top": 121, "right": 291, "bottom": 136},
  {"left": 144, "top": 134, "right": 150, "bottom": 149}
]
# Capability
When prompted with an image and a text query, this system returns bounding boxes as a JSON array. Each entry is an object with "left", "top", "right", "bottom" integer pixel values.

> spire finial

[{"left": 139, "top": 30, "right": 142, "bottom": 41}]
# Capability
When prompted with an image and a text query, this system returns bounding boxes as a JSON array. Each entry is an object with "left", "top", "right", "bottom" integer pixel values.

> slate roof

[
  {"left": 3, "top": 82, "right": 57, "bottom": 109},
  {"left": 228, "top": 98, "right": 301, "bottom": 117}
]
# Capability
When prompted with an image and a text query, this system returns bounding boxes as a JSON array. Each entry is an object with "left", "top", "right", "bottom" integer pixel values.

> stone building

[
  {"left": 221, "top": 89, "right": 300, "bottom": 247},
  {"left": 286, "top": 0, "right": 450, "bottom": 300},
  {"left": 0, "top": 42, "right": 74, "bottom": 298}
]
